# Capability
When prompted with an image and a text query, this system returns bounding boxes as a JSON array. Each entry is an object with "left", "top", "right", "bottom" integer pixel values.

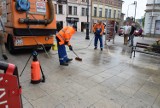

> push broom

[{"left": 72, "top": 50, "right": 82, "bottom": 61}]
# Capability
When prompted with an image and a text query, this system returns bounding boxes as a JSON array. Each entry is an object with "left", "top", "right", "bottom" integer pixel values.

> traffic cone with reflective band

[{"left": 31, "top": 51, "right": 44, "bottom": 84}]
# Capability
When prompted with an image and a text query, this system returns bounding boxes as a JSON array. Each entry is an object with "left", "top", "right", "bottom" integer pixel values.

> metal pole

[
  {"left": 90, "top": 0, "right": 93, "bottom": 33},
  {"left": 150, "top": 0, "right": 156, "bottom": 36},
  {"left": 127, "top": 4, "right": 130, "bottom": 18},
  {"left": 134, "top": 1, "right": 137, "bottom": 22},
  {"left": 66, "top": 0, "right": 68, "bottom": 26},
  {"left": 105, "top": 11, "right": 108, "bottom": 45},
  {"left": 85, "top": 0, "right": 90, "bottom": 40}
]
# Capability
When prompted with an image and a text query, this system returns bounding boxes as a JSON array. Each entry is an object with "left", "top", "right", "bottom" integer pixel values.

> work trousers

[
  {"left": 56, "top": 38, "right": 69, "bottom": 64},
  {"left": 94, "top": 35, "right": 103, "bottom": 48}
]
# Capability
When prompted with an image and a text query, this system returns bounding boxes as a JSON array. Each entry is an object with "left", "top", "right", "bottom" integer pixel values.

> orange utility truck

[{"left": 1, "top": 0, "right": 56, "bottom": 53}]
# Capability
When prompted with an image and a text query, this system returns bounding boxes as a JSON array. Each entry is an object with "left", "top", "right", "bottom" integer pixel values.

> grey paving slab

[
  {"left": 116, "top": 85, "right": 137, "bottom": 97},
  {"left": 133, "top": 90, "right": 157, "bottom": 105},
  {"left": 89, "top": 97, "right": 121, "bottom": 108},
  {"left": 30, "top": 95, "right": 61, "bottom": 108},
  {"left": 121, "top": 97, "right": 152, "bottom": 108},
  {"left": 104, "top": 89, "right": 130, "bottom": 106},
  {"left": 152, "top": 94, "right": 160, "bottom": 108}
]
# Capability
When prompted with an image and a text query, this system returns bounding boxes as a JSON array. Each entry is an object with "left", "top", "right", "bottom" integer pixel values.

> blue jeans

[
  {"left": 129, "top": 35, "right": 134, "bottom": 46},
  {"left": 94, "top": 35, "right": 103, "bottom": 48}
]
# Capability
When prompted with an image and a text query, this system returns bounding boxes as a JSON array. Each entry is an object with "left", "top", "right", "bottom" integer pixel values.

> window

[
  {"left": 99, "top": 8, "right": 102, "bottom": 17},
  {"left": 108, "top": 9, "right": 111, "bottom": 18},
  {"left": 94, "top": 7, "right": 97, "bottom": 17},
  {"left": 55, "top": 4, "right": 57, "bottom": 14},
  {"left": 68, "top": 6, "right": 72, "bottom": 15},
  {"left": 114, "top": 10, "right": 116, "bottom": 18},
  {"left": 82, "top": 8, "right": 85, "bottom": 16},
  {"left": 86, "top": 8, "right": 88, "bottom": 16},
  {"left": 58, "top": 5, "right": 63, "bottom": 14},
  {"left": 105, "top": 9, "right": 108, "bottom": 18},
  {"left": 118, "top": 10, "right": 121, "bottom": 18},
  {"left": 74, "top": 6, "right": 77, "bottom": 15}
]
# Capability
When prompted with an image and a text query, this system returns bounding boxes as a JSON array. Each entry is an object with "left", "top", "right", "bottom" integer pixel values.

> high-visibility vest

[
  {"left": 93, "top": 23, "right": 104, "bottom": 35},
  {"left": 56, "top": 26, "right": 76, "bottom": 45}
]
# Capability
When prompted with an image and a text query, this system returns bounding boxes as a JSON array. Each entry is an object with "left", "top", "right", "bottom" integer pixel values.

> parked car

[{"left": 118, "top": 26, "right": 124, "bottom": 36}]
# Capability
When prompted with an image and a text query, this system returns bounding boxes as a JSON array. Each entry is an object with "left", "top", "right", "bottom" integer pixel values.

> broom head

[{"left": 75, "top": 57, "right": 82, "bottom": 61}]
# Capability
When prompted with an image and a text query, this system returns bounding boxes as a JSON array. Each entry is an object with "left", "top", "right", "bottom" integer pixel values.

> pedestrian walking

[
  {"left": 0, "top": 6, "right": 8, "bottom": 60},
  {"left": 123, "top": 22, "right": 131, "bottom": 45},
  {"left": 129, "top": 22, "right": 136, "bottom": 47},
  {"left": 56, "top": 25, "right": 77, "bottom": 66},
  {"left": 93, "top": 20, "right": 104, "bottom": 51}
]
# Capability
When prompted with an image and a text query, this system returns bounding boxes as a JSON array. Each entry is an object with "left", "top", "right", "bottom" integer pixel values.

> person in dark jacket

[{"left": 129, "top": 22, "right": 136, "bottom": 47}]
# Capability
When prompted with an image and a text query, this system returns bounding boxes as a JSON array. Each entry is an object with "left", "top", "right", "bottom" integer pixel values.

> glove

[
  {"left": 65, "top": 41, "right": 68, "bottom": 45},
  {"left": 69, "top": 45, "right": 73, "bottom": 51}
]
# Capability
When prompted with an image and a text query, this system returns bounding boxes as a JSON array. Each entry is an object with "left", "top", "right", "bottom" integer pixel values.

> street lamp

[
  {"left": 127, "top": 4, "right": 131, "bottom": 18},
  {"left": 127, "top": 3, "right": 135, "bottom": 18},
  {"left": 85, "top": 0, "right": 90, "bottom": 40},
  {"left": 134, "top": 1, "right": 137, "bottom": 22}
]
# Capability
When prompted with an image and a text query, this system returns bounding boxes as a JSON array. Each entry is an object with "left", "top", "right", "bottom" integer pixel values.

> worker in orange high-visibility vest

[
  {"left": 93, "top": 20, "right": 104, "bottom": 51},
  {"left": 56, "top": 25, "right": 77, "bottom": 66}
]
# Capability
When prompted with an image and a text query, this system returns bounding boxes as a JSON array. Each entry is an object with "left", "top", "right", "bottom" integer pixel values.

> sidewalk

[{"left": 7, "top": 32, "right": 160, "bottom": 108}]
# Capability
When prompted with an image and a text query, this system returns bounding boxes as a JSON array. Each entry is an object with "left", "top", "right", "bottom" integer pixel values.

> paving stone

[
  {"left": 89, "top": 97, "right": 121, "bottom": 108},
  {"left": 116, "top": 85, "right": 137, "bottom": 97},
  {"left": 23, "top": 103, "right": 34, "bottom": 108},
  {"left": 105, "top": 89, "right": 130, "bottom": 106},
  {"left": 139, "top": 81, "right": 160, "bottom": 98},
  {"left": 152, "top": 94, "right": 160, "bottom": 108},
  {"left": 31, "top": 95, "right": 61, "bottom": 108},
  {"left": 50, "top": 88, "right": 76, "bottom": 102},
  {"left": 123, "top": 76, "right": 146, "bottom": 91},
  {"left": 121, "top": 97, "right": 152, "bottom": 108},
  {"left": 23, "top": 87, "right": 47, "bottom": 101},
  {"left": 133, "top": 90, "right": 157, "bottom": 105}
]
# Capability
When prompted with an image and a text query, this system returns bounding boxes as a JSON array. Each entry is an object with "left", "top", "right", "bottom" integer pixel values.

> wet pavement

[{"left": 1, "top": 32, "right": 160, "bottom": 108}]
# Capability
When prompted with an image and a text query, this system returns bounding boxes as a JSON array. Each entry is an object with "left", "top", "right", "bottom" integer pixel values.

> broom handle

[{"left": 72, "top": 50, "right": 79, "bottom": 57}]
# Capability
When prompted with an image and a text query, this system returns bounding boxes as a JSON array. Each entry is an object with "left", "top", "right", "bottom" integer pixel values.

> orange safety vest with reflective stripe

[
  {"left": 93, "top": 23, "right": 104, "bottom": 35},
  {"left": 56, "top": 26, "right": 76, "bottom": 46}
]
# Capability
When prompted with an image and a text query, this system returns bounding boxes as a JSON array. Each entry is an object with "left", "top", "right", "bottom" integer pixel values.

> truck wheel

[
  {"left": 45, "top": 46, "right": 51, "bottom": 51},
  {"left": 7, "top": 36, "right": 15, "bottom": 54}
]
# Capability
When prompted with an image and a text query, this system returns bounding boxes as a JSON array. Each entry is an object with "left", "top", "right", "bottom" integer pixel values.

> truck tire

[{"left": 7, "top": 35, "right": 15, "bottom": 54}]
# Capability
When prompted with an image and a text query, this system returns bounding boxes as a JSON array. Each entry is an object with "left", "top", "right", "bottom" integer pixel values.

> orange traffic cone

[{"left": 31, "top": 51, "right": 45, "bottom": 84}]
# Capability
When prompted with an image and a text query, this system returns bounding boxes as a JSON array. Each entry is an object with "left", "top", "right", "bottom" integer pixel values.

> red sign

[
  {"left": 0, "top": 63, "right": 22, "bottom": 108},
  {"left": 106, "top": 20, "right": 115, "bottom": 40}
]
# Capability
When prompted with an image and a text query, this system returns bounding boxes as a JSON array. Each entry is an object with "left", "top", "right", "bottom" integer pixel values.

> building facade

[
  {"left": 144, "top": 0, "right": 160, "bottom": 36},
  {"left": 91, "top": 0, "right": 123, "bottom": 26},
  {"left": 53, "top": 0, "right": 91, "bottom": 32}
]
